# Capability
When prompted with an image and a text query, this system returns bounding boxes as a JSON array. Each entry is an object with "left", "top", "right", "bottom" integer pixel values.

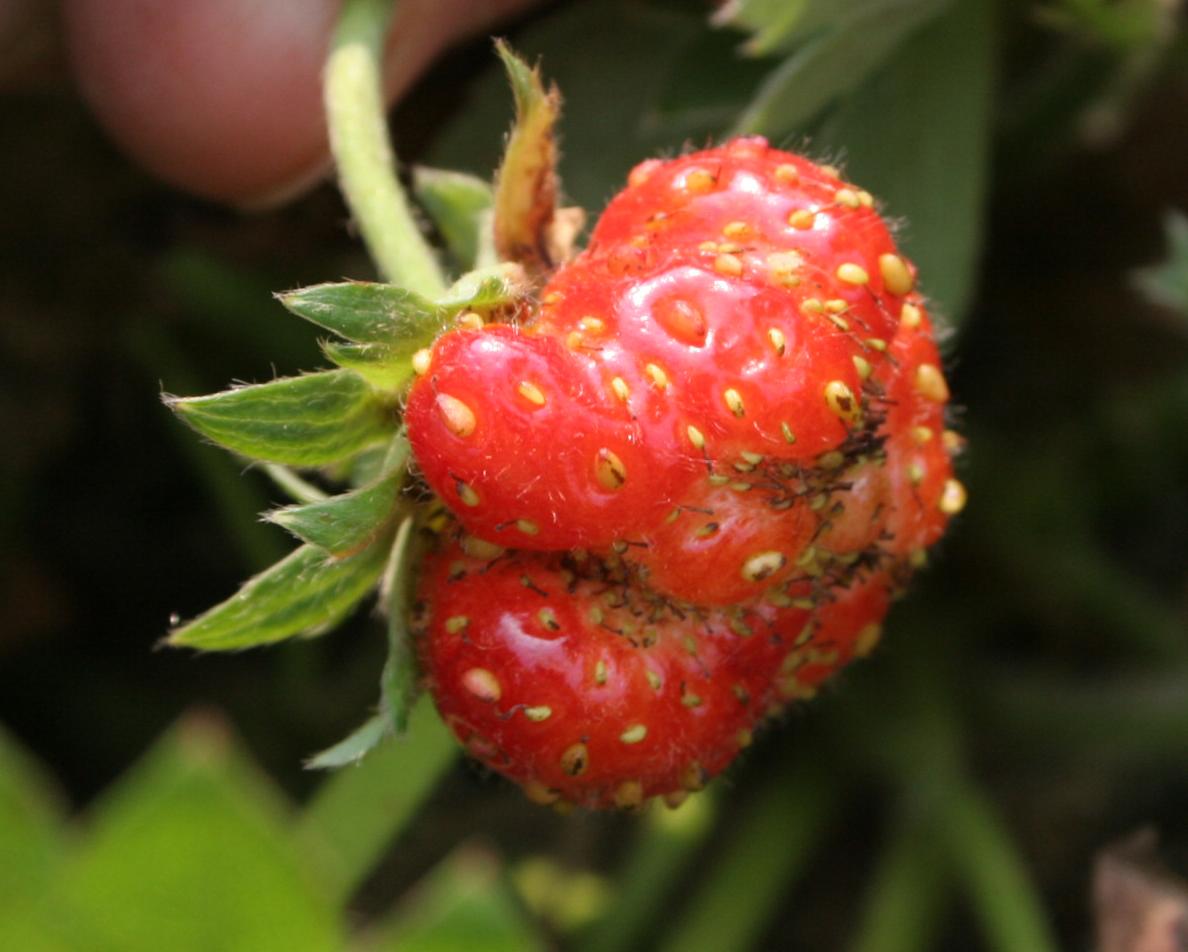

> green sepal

[
  {"left": 413, "top": 167, "right": 495, "bottom": 272},
  {"left": 277, "top": 281, "right": 445, "bottom": 345},
  {"left": 321, "top": 340, "right": 415, "bottom": 391},
  {"left": 380, "top": 516, "right": 421, "bottom": 734},
  {"left": 166, "top": 368, "right": 395, "bottom": 466},
  {"left": 266, "top": 434, "right": 409, "bottom": 556},
  {"left": 439, "top": 265, "right": 526, "bottom": 313},
  {"left": 166, "top": 537, "right": 390, "bottom": 651},
  {"left": 305, "top": 713, "right": 392, "bottom": 770},
  {"left": 492, "top": 40, "right": 562, "bottom": 274}
]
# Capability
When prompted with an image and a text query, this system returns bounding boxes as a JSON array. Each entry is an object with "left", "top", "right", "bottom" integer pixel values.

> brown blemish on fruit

[
  {"left": 436, "top": 394, "right": 476, "bottom": 437},
  {"left": 595, "top": 448, "right": 627, "bottom": 490},
  {"left": 824, "top": 380, "right": 861, "bottom": 424},
  {"left": 878, "top": 253, "right": 914, "bottom": 295},
  {"left": 560, "top": 742, "right": 589, "bottom": 776},
  {"left": 462, "top": 668, "right": 501, "bottom": 703}
]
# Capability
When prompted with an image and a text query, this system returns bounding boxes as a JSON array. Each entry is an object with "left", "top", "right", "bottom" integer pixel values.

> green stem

[
  {"left": 847, "top": 810, "right": 950, "bottom": 952},
  {"left": 655, "top": 767, "right": 836, "bottom": 952},
  {"left": 939, "top": 780, "right": 1059, "bottom": 952},
  {"left": 325, "top": 0, "right": 446, "bottom": 294}
]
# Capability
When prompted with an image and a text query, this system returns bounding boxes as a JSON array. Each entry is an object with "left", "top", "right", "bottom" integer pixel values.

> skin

[{"left": 3, "top": 0, "right": 541, "bottom": 206}]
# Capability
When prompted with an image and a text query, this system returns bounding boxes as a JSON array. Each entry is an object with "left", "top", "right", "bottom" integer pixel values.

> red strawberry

[
  {"left": 415, "top": 529, "right": 897, "bottom": 809},
  {"left": 407, "top": 138, "right": 965, "bottom": 807}
]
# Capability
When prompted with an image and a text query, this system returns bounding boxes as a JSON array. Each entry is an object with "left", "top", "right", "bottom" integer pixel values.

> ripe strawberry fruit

[
  {"left": 415, "top": 529, "right": 895, "bottom": 809},
  {"left": 407, "top": 138, "right": 965, "bottom": 807}
]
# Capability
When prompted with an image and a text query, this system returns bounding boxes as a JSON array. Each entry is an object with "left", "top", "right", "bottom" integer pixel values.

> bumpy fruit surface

[{"left": 407, "top": 138, "right": 964, "bottom": 808}]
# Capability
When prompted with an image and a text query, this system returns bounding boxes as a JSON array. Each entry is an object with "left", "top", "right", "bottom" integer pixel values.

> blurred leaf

[
  {"left": 363, "top": 845, "right": 544, "bottom": 952},
  {"left": 515, "top": 857, "right": 610, "bottom": 934},
  {"left": 656, "top": 767, "right": 836, "bottom": 952},
  {"left": 812, "top": 0, "right": 994, "bottom": 320},
  {"left": 59, "top": 715, "right": 339, "bottom": 952},
  {"left": 1134, "top": 210, "right": 1188, "bottom": 317},
  {"left": 167, "top": 369, "right": 395, "bottom": 467},
  {"left": 425, "top": 2, "right": 703, "bottom": 211},
  {"left": 297, "top": 697, "right": 457, "bottom": 903},
  {"left": 732, "top": 0, "right": 950, "bottom": 140},
  {"left": 413, "top": 167, "right": 494, "bottom": 272},
  {"left": 720, "top": 0, "right": 941, "bottom": 57},
  {"left": 267, "top": 472, "right": 401, "bottom": 555},
  {"left": 576, "top": 793, "right": 716, "bottom": 952},
  {"left": 0, "top": 726, "right": 66, "bottom": 904},
  {"left": 492, "top": 41, "right": 561, "bottom": 274},
  {"left": 277, "top": 282, "right": 445, "bottom": 345},
  {"left": 167, "top": 537, "right": 389, "bottom": 650}
]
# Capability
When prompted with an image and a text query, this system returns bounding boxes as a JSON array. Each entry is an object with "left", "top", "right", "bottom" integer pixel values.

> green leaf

[
  {"left": 362, "top": 845, "right": 545, "bottom": 952},
  {"left": 439, "top": 266, "right": 526, "bottom": 313},
  {"left": 732, "top": 0, "right": 950, "bottom": 140},
  {"left": 0, "top": 726, "right": 66, "bottom": 906},
  {"left": 321, "top": 340, "right": 413, "bottom": 390},
  {"left": 492, "top": 40, "right": 562, "bottom": 274},
  {"left": 1134, "top": 210, "right": 1188, "bottom": 317},
  {"left": 58, "top": 715, "right": 339, "bottom": 951},
  {"left": 167, "top": 537, "right": 389, "bottom": 650},
  {"left": 277, "top": 281, "right": 445, "bottom": 345},
  {"left": 167, "top": 368, "right": 395, "bottom": 466},
  {"left": 305, "top": 713, "right": 392, "bottom": 770},
  {"left": 715, "top": 0, "right": 808, "bottom": 55},
  {"left": 413, "top": 167, "right": 494, "bottom": 271},
  {"left": 811, "top": 0, "right": 994, "bottom": 321}
]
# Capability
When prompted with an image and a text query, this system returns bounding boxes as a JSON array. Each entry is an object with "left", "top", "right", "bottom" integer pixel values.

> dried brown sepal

[{"left": 492, "top": 40, "right": 565, "bottom": 276}]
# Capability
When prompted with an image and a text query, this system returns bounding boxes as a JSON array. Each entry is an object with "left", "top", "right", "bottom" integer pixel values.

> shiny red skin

[
  {"left": 406, "top": 137, "right": 959, "bottom": 607},
  {"left": 416, "top": 533, "right": 899, "bottom": 808}
]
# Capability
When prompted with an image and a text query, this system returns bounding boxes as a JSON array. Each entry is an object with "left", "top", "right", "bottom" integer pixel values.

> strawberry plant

[{"left": 166, "top": 23, "right": 963, "bottom": 810}]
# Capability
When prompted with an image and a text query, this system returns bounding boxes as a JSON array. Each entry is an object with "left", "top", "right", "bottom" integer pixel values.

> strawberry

[
  {"left": 406, "top": 137, "right": 965, "bottom": 807},
  {"left": 414, "top": 528, "right": 897, "bottom": 809}
]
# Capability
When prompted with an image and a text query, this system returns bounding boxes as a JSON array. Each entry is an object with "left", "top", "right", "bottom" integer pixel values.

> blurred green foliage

[{"left": 1, "top": 0, "right": 1187, "bottom": 949}]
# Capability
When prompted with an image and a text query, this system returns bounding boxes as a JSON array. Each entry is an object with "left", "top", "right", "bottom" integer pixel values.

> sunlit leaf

[
  {"left": 306, "top": 713, "right": 392, "bottom": 771},
  {"left": 167, "top": 537, "right": 389, "bottom": 650},
  {"left": 167, "top": 369, "right": 395, "bottom": 466}
]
